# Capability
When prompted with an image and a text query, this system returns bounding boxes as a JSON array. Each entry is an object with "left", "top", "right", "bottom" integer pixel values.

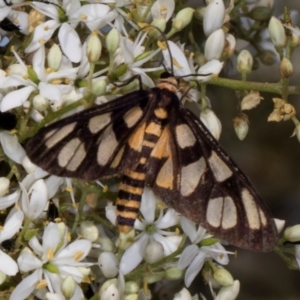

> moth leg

[{"left": 110, "top": 74, "right": 143, "bottom": 90}]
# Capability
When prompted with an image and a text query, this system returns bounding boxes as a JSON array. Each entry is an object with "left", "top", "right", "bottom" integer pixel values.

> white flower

[
  {"left": 0, "top": 208, "right": 23, "bottom": 276},
  {"left": 0, "top": 46, "right": 77, "bottom": 112},
  {"left": 27, "top": 1, "right": 117, "bottom": 62},
  {"left": 11, "top": 222, "right": 92, "bottom": 299},
  {"left": 19, "top": 179, "right": 48, "bottom": 220},
  {"left": 215, "top": 280, "right": 240, "bottom": 300},
  {"left": 205, "top": 29, "right": 225, "bottom": 61},
  {"left": 151, "top": 0, "right": 175, "bottom": 22},
  {"left": 114, "top": 32, "right": 162, "bottom": 87},
  {"left": 117, "top": 188, "right": 180, "bottom": 275},
  {"left": 178, "top": 217, "right": 231, "bottom": 287}
]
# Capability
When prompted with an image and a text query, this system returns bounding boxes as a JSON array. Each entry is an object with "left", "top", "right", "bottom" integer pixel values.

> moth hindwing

[{"left": 25, "top": 76, "right": 278, "bottom": 252}]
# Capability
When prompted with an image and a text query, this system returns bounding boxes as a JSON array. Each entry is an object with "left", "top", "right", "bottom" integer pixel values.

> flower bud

[
  {"left": 92, "top": 79, "right": 107, "bottom": 96},
  {"left": 124, "top": 281, "right": 139, "bottom": 295},
  {"left": 98, "top": 252, "right": 119, "bottom": 278},
  {"left": 233, "top": 114, "right": 249, "bottom": 141},
  {"left": 87, "top": 31, "right": 102, "bottom": 63},
  {"left": 280, "top": 57, "right": 293, "bottom": 78},
  {"left": 143, "top": 271, "right": 164, "bottom": 284},
  {"left": 241, "top": 92, "right": 263, "bottom": 110},
  {"left": 259, "top": 50, "right": 277, "bottom": 66},
  {"left": 237, "top": 50, "right": 253, "bottom": 75},
  {"left": 165, "top": 267, "right": 184, "bottom": 280},
  {"left": 216, "top": 280, "right": 240, "bottom": 300},
  {"left": 148, "top": 18, "right": 167, "bottom": 39},
  {"left": 47, "top": 44, "right": 62, "bottom": 71},
  {"left": 144, "top": 240, "right": 164, "bottom": 263},
  {"left": 98, "top": 235, "right": 117, "bottom": 253},
  {"left": 0, "top": 177, "right": 10, "bottom": 197},
  {"left": 61, "top": 275, "right": 76, "bottom": 299},
  {"left": 284, "top": 225, "right": 300, "bottom": 242},
  {"left": 99, "top": 280, "right": 120, "bottom": 300},
  {"left": 106, "top": 28, "right": 120, "bottom": 54},
  {"left": 213, "top": 267, "right": 234, "bottom": 287},
  {"left": 33, "top": 94, "right": 49, "bottom": 112},
  {"left": 268, "top": 16, "right": 286, "bottom": 48},
  {"left": 80, "top": 221, "right": 99, "bottom": 242},
  {"left": 172, "top": 8, "right": 194, "bottom": 32},
  {"left": 205, "top": 29, "right": 225, "bottom": 61},
  {"left": 203, "top": 0, "right": 225, "bottom": 36},
  {"left": 249, "top": 6, "right": 272, "bottom": 21},
  {"left": 200, "top": 108, "right": 222, "bottom": 140},
  {"left": 173, "top": 288, "right": 192, "bottom": 300}
]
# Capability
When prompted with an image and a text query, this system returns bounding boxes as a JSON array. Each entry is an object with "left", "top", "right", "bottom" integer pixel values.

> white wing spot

[
  {"left": 88, "top": 113, "right": 111, "bottom": 134},
  {"left": 242, "top": 189, "right": 260, "bottom": 230},
  {"left": 222, "top": 197, "right": 237, "bottom": 229},
  {"left": 208, "top": 151, "right": 232, "bottom": 182},
  {"left": 97, "top": 125, "right": 118, "bottom": 166},
  {"left": 176, "top": 124, "right": 196, "bottom": 149},
  {"left": 66, "top": 143, "right": 86, "bottom": 171},
  {"left": 45, "top": 122, "right": 76, "bottom": 148},
  {"left": 123, "top": 106, "right": 143, "bottom": 128},
  {"left": 180, "top": 157, "right": 206, "bottom": 196},
  {"left": 206, "top": 197, "right": 223, "bottom": 227},
  {"left": 58, "top": 138, "right": 81, "bottom": 167}
]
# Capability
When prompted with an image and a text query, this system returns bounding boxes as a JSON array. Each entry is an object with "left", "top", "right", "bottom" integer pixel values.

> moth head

[{"left": 157, "top": 72, "right": 180, "bottom": 94}]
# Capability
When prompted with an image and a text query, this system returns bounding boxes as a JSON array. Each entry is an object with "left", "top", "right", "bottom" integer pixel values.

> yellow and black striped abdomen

[{"left": 116, "top": 106, "right": 169, "bottom": 232}]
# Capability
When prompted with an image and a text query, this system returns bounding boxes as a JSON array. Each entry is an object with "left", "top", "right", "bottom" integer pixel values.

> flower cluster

[{"left": 0, "top": 0, "right": 299, "bottom": 299}]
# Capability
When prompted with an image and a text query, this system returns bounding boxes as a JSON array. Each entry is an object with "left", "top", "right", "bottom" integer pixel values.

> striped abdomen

[{"left": 116, "top": 106, "right": 168, "bottom": 232}]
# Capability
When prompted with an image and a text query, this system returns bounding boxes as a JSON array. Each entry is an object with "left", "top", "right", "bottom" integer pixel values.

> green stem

[{"left": 209, "top": 77, "right": 300, "bottom": 95}]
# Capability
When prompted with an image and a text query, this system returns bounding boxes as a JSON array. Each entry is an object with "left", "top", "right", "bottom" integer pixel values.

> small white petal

[
  {"left": 1, "top": 208, "right": 24, "bottom": 241},
  {"left": 44, "top": 176, "right": 64, "bottom": 199},
  {"left": 10, "top": 268, "right": 41, "bottom": 300},
  {"left": 58, "top": 23, "right": 82, "bottom": 63},
  {"left": 184, "top": 251, "right": 206, "bottom": 287},
  {"left": 1, "top": 85, "right": 35, "bottom": 111},
  {"left": 140, "top": 188, "right": 156, "bottom": 223},
  {"left": 178, "top": 244, "right": 199, "bottom": 269},
  {"left": 25, "top": 20, "right": 60, "bottom": 53},
  {"left": 119, "top": 234, "right": 149, "bottom": 275},
  {"left": 0, "top": 250, "right": 18, "bottom": 275},
  {"left": 180, "top": 217, "right": 198, "bottom": 243},
  {"left": 156, "top": 208, "right": 179, "bottom": 229},
  {"left": 0, "top": 189, "right": 20, "bottom": 210},
  {"left": 54, "top": 239, "right": 92, "bottom": 263},
  {"left": 0, "top": 132, "right": 26, "bottom": 164},
  {"left": 18, "top": 251, "right": 42, "bottom": 272},
  {"left": 42, "top": 222, "right": 61, "bottom": 261},
  {"left": 26, "top": 179, "right": 48, "bottom": 220}
]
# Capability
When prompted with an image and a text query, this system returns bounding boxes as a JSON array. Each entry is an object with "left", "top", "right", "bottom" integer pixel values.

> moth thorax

[{"left": 157, "top": 77, "right": 179, "bottom": 94}]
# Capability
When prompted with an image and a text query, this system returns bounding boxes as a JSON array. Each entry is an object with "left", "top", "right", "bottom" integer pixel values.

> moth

[{"left": 25, "top": 73, "right": 278, "bottom": 252}]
